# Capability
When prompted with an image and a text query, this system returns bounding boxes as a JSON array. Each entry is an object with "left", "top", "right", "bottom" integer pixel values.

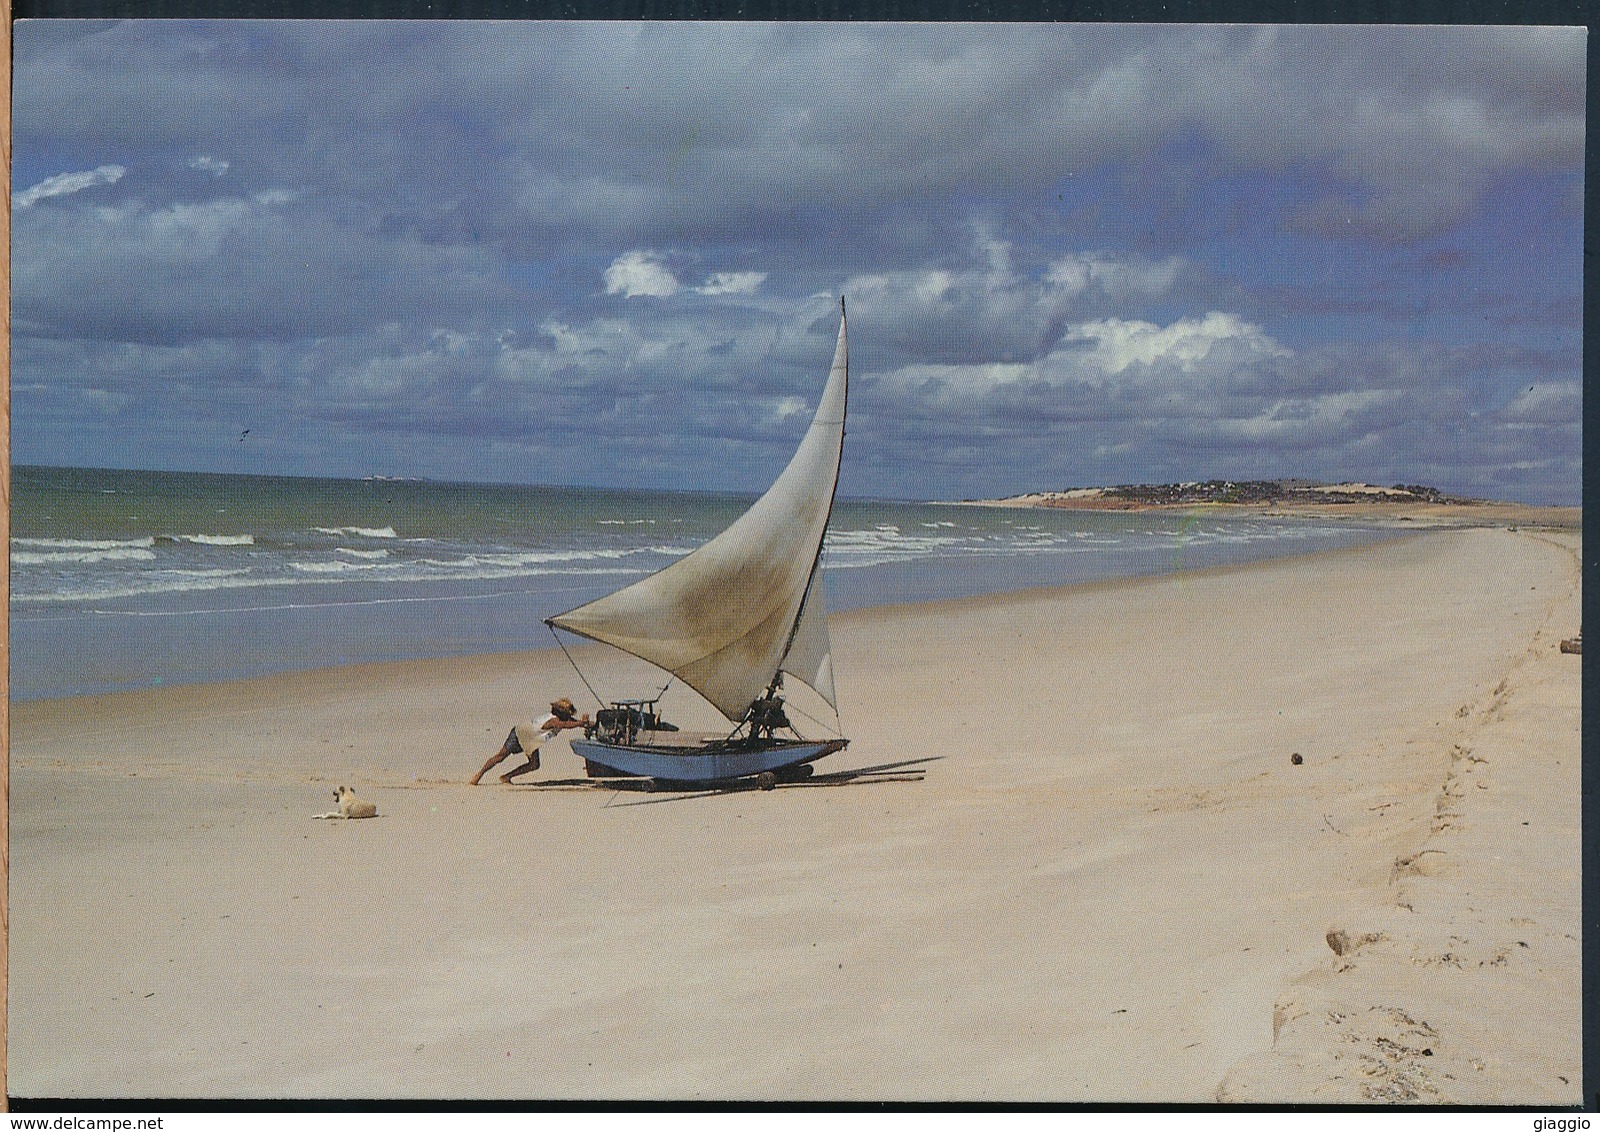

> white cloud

[
  {"left": 914, "top": 270, "right": 956, "bottom": 304},
  {"left": 847, "top": 269, "right": 953, "bottom": 306},
  {"left": 188, "top": 155, "right": 230, "bottom": 177},
  {"left": 1191, "top": 389, "right": 1408, "bottom": 447},
  {"left": 1045, "top": 252, "right": 1183, "bottom": 300},
  {"left": 1063, "top": 312, "right": 1290, "bottom": 376},
  {"left": 14, "top": 164, "right": 125, "bottom": 209},
  {"left": 843, "top": 243, "right": 1192, "bottom": 368},
  {"left": 769, "top": 395, "right": 808, "bottom": 421},
  {"left": 697, "top": 271, "right": 766, "bottom": 296},
  {"left": 1497, "top": 380, "right": 1580, "bottom": 425},
  {"left": 603, "top": 251, "right": 680, "bottom": 298},
  {"left": 872, "top": 361, "right": 1034, "bottom": 400},
  {"left": 845, "top": 269, "right": 961, "bottom": 313},
  {"left": 538, "top": 320, "right": 592, "bottom": 356}
]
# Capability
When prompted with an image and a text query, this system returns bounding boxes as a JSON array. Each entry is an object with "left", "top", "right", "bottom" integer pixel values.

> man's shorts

[{"left": 506, "top": 722, "right": 549, "bottom": 755}]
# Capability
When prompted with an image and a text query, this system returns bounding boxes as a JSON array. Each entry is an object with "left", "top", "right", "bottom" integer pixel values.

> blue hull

[{"left": 570, "top": 737, "right": 847, "bottom": 783}]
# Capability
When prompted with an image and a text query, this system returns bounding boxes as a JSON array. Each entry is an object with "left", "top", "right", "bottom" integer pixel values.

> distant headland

[{"left": 958, "top": 479, "right": 1579, "bottom": 528}]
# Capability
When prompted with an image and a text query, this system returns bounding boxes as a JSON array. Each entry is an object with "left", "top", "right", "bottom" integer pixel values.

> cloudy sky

[{"left": 11, "top": 20, "right": 1585, "bottom": 502}]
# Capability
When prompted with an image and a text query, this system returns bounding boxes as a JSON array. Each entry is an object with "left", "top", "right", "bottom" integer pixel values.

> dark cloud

[
  {"left": 9, "top": 21, "right": 1585, "bottom": 504},
  {"left": 17, "top": 22, "right": 1583, "bottom": 246},
  {"left": 13, "top": 186, "right": 518, "bottom": 345}
]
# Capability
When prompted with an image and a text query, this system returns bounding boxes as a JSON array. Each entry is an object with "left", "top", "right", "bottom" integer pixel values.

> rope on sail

[
  {"left": 548, "top": 623, "right": 606, "bottom": 712},
  {"left": 784, "top": 697, "right": 843, "bottom": 738}
]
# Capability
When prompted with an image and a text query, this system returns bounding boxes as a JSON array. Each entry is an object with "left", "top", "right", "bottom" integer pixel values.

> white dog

[{"left": 313, "top": 785, "right": 378, "bottom": 820}]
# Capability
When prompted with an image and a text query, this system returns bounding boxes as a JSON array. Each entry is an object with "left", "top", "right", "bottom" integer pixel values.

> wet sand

[{"left": 6, "top": 526, "right": 1581, "bottom": 1101}]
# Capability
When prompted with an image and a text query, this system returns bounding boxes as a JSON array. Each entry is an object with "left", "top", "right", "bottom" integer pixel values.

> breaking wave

[
  {"left": 14, "top": 536, "right": 155, "bottom": 550},
  {"left": 164, "top": 533, "right": 256, "bottom": 546},
  {"left": 315, "top": 525, "right": 398, "bottom": 539},
  {"left": 12, "top": 546, "right": 158, "bottom": 566}
]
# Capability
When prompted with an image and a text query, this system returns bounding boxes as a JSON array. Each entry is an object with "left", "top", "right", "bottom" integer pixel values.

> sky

[{"left": 10, "top": 20, "right": 1586, "bottom": 503}]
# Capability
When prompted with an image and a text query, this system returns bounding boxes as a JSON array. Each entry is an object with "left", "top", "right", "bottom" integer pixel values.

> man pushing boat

[{"left": 470, "top": 696, "right": 589, "bottom": 785}]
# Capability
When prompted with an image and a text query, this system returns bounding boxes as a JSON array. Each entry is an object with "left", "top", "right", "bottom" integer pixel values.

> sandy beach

[{"left": 7, "top": 525, "right": 1581, "bottom": 1103}]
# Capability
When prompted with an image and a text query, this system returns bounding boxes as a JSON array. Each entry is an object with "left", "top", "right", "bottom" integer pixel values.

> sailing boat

[{"left": 545, "top": 299, "right": 851, "bottom": 786}]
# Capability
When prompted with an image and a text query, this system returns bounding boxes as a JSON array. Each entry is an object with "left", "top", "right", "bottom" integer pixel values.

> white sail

[
  {"left": 549, "top": 304, "right": 847, "bottom": 721},
  {"left": 781, "top": 559, "right": 836, "bottom": 709}
]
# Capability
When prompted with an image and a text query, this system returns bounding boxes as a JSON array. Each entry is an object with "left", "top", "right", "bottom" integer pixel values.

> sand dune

[{"left": 7, "top": 527, "right": 1580, "bottom": 1102}]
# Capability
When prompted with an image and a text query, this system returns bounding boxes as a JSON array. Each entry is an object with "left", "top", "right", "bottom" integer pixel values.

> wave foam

[
  {"left": 430, "top": 545, "right": 690, "bottom": 570},
  {"left": 14, "top": 536, "right": 155, "bottom": 550},
  {"left": 166, "top": 533, "right": 256, "bottom": 546},
  {"left": 315, "top": 525, "right": 398, "bottom": 539},
  {"left": 291, "top": 559, "right": 381, "bottom": 574},
  {"left": 12, "top": 547, "right": 157, "bottom": 565}
]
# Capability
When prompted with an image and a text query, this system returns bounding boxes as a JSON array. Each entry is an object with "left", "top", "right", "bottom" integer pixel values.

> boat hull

[{"left": 570, "top": 736, "right": 847, "bottom": 783}]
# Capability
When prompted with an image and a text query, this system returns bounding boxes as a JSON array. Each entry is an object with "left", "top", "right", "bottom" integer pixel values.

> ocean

[{"left": 10, "top": 465, "right": 1402, "bottom": 701}]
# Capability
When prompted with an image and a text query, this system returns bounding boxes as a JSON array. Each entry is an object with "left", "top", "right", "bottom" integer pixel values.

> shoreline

[
  {"left": 8, "top": 526, "right": 1581, "bottom": 1101},
  {"left": 13, "top": 518, "right": 1420, "bottom": 708}
]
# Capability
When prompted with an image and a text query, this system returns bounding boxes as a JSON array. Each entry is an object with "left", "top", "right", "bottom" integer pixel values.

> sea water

[{"left": 10, "top": 465, "right": 1401, "bottom": 700}]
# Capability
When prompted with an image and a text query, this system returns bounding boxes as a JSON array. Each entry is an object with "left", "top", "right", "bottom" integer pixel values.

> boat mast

[
  {"left": 547, "top": 295, "right": 848, "bottom": 723},
  {"left": 760, "top": 296, "right": 847, "bottom": 707}
]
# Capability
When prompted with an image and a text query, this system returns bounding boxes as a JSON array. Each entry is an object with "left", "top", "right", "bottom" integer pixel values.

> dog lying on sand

[{"left": 313, "top": 785, "right": 379, "bottom": 819}]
